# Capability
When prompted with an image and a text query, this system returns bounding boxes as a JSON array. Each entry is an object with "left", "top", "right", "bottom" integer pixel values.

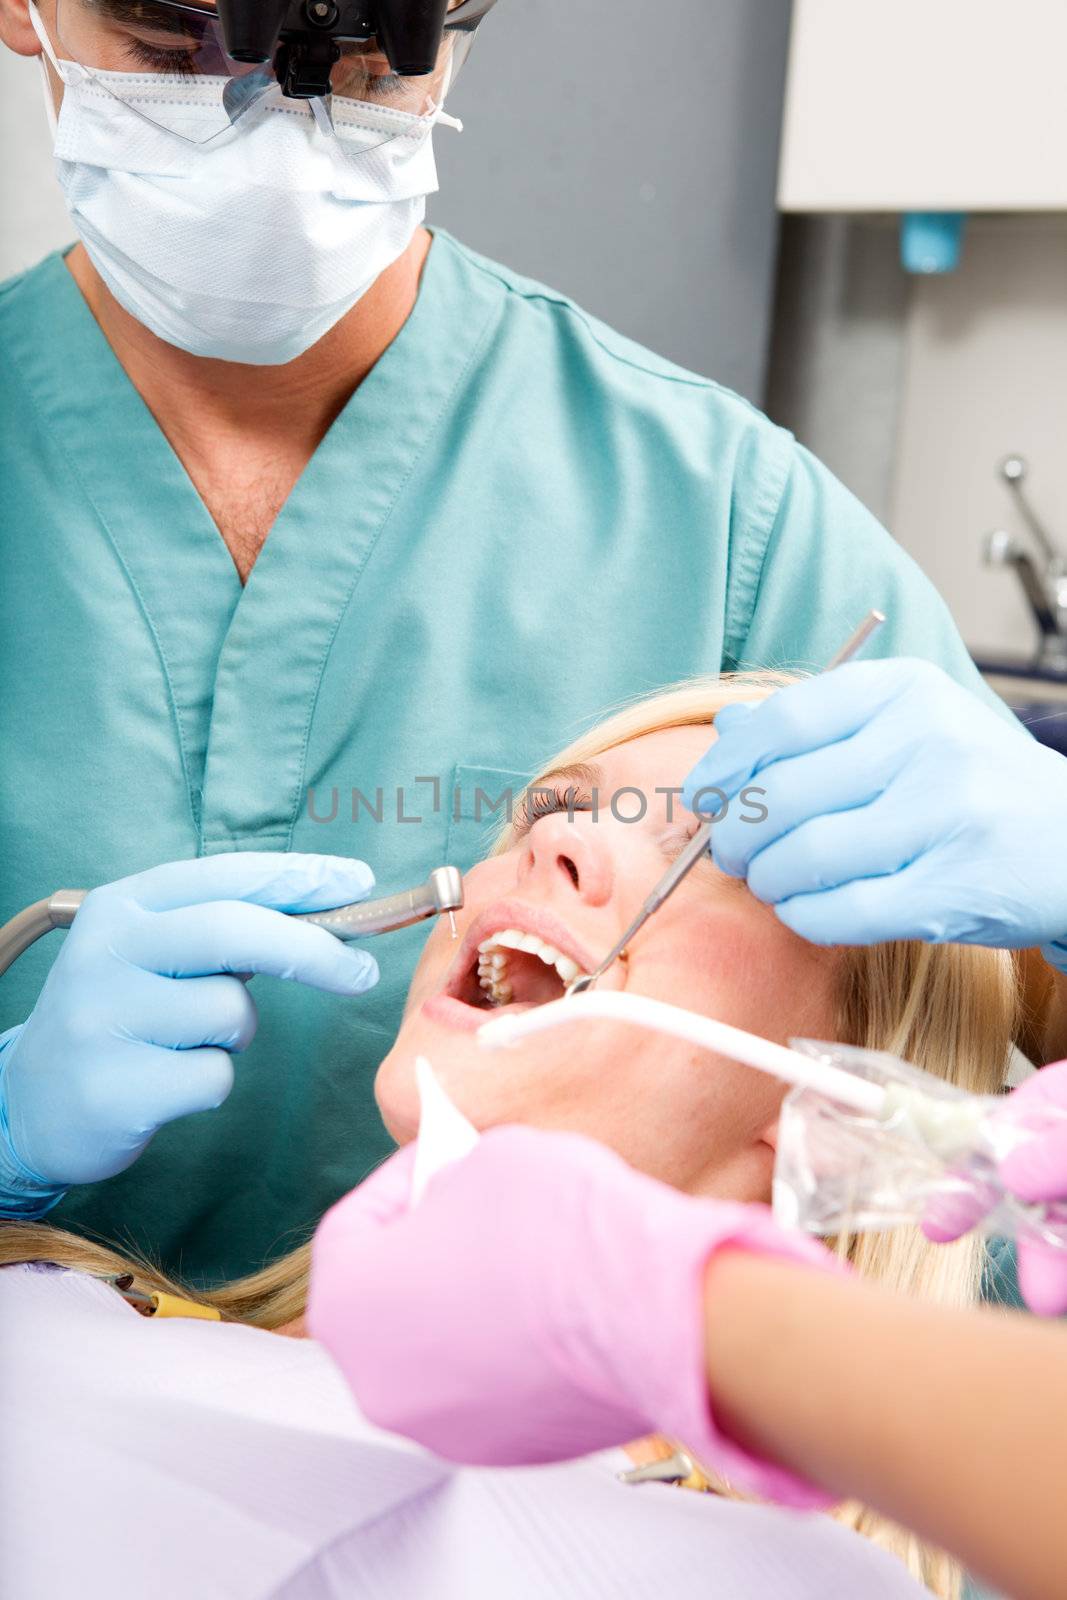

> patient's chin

[{"left": 373, "top": 1048, "right": 419, "bottom": 1145}]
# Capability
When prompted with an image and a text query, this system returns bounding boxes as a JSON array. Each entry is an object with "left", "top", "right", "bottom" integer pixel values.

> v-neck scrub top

[{"left": 0, "top": 229, "right": 998, "bottom": 1282}]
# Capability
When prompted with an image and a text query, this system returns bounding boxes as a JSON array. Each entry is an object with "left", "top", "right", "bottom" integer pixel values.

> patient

[{"left": 0, "top": 676, "right": 1016, "bottom": 1600}]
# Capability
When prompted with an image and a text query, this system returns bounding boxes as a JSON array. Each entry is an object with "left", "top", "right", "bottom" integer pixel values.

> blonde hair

[
  {"left": 0, "top": 675, "right": 1015, "bottom": 1598},
  {"left": 492, "top": 673, "right": 1016, "bottom": 1596}
]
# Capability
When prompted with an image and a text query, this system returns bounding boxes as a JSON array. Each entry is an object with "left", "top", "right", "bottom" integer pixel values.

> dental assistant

[
  {"left": 309, "top": 1114, "right": 1067, "bottom": 1600},
  {"left": 0, "top": 0, "right": 1007, "bottom": 1282}
]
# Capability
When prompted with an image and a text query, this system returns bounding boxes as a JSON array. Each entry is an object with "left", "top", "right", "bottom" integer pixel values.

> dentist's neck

[{"left": 64, "top": 226, "right": 432, "bottom": 456}]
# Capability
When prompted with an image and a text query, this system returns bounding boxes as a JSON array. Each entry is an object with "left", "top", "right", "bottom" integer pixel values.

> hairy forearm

[{"left": 703, "top": 1252, "right": 1067, "bottom": 1600}]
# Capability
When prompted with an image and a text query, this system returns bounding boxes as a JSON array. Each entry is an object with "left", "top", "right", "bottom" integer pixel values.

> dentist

[{"left": 0, "top": 0, "right": 1011, "bottom": 1280}]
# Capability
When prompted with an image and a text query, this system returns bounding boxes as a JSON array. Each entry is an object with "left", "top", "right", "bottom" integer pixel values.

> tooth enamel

[
  {"left": 480, "top": 928, "right": 568, "bottom": 965},
  {"left": 472, "top": 927, "right": 589, "bottom": 1005}
]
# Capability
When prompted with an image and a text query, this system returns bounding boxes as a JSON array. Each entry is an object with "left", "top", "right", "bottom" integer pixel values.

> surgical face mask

[{"left": 29, "top": 6, "right": 461, "bottom": 365}]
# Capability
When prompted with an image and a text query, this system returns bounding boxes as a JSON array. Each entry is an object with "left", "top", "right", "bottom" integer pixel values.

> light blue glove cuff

[
  {"left": 0, "top": 1026, "right": 67, "bottom": 1220},
  {"left": 1040, "top": 938, "right": 1067, "bottom": 978}
]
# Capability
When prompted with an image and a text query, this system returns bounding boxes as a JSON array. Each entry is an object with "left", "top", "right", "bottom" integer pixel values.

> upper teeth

[{"left": 476, "top": 928, "right": 582, "bottom": 1006}]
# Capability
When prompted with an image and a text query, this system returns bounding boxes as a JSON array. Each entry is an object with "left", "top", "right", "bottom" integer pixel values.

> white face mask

[{"left": 30, "top": 8, "right": 459, "bottom": 365}]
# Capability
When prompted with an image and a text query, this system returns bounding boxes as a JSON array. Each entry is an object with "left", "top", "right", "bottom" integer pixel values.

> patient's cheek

[{"left": 654, "top": 895, "right": 835, "bottom": 1037}]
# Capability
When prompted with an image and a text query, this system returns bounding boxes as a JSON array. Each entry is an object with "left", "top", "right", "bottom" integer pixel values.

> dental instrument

[
  {"left": 292, "top": 866, "right": 463, "bottom": 943},
  {"left": 0, "top": 865, "right": 463, "bottom": 980},
  {"left": 822, "top": 607, "right": 888, "bottom": 669},
  {"left": 565, "top": 610, "right": 886, "bottom": 997},
  {"left": 478, "top": 992, "right": 1067, "bottom": 1258}
]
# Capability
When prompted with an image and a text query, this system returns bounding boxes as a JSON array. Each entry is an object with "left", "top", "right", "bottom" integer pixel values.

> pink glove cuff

[{"left": 630, "top": 1200, "right": 849, "bottom": 1510}]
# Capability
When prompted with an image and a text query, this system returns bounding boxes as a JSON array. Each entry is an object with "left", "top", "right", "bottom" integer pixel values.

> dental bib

[
  {"left": 33, "top": 32, "right": 443, "bottom": 363},
  {"left": 411, "top": 1056, "right": 479, "bottom": 1207}
]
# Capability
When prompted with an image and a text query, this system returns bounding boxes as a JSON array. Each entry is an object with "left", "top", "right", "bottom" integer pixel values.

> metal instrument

[
  {"left": 566, "top": 610, "right": 887, "bottom": 997},
  {"left": 564, "top": 823, "right": 722, "bottom": 999},
  {"left": 617, "top": 1449, "right": 711, "bottom": 1492},
  {"left": 292, "top": 865, "right": 463, "bottom": 941},
  {"left": 106, "top": 1273, "right": 223, "bottom": 1322},
  {"left": 0, "top": 867, "right": 463, "bottom": 980}
]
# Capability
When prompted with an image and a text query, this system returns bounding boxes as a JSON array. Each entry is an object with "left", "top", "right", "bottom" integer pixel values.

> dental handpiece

[
  {"left": 292, "top": 866, "right": 464, "bottom": 941},
  {"left": 0, "top": 867, "right": 464, "bottom": 979}
]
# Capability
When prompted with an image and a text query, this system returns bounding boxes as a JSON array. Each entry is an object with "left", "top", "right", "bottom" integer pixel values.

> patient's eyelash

[{"left": 514, "top": 786, "right": 593, "bottom": 835}]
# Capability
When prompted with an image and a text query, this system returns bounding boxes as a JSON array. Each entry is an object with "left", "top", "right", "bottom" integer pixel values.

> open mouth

[
  {"left": 427, "top": 905, "right": 595, "bottom": 1031},
  {"left": 457, "top": 928, "right": 584, "bottom": 1011}
]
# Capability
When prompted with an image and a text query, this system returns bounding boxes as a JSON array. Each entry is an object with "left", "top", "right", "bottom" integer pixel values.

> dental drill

[
  {"left": 0, "top": 866, "right": 464, "bottom": 980},
  {"left": 292, "top": 866, "right": 463, "bottom": 942}
]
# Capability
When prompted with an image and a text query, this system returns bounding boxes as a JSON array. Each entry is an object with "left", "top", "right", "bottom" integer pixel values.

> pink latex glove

[
  {"left": 923, "top": 1059, "right": 1067, "bottom": 1317},
  {"left": 308, "top": 1125, "right": 845, "bottom": 1508}
]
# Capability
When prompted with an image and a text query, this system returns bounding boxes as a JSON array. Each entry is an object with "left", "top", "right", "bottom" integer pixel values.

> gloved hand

[
  {"left": 308, "top": 1125, "right": 844, "bottom": 1506},
  {"left": 923, "top": 1060, "right": 1067, "bottom": 1317},
  {"left": 0, "top": 853, "right": 379, "bottom": 1216},
  {"left": 682, "top": 658, "right": 1067, "bottom": 968}
]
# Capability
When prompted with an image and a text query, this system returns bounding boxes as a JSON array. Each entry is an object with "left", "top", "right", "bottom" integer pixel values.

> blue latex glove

[
  {"left": 0, "top": 853, "right": 379, "bottom": 1216},
  {"left": 681, "top": 659, "right": 1067, "bottom": 965}
]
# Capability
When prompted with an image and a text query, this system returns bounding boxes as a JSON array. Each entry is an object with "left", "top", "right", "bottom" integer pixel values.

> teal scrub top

[{"left": 0, "top": 228, "right": 1003, "bottom": 1283}]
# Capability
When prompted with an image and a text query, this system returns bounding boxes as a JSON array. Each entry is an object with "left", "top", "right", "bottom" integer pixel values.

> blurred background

[{"left": 4, "top": 0, "right": 1067, "bottom": 736}]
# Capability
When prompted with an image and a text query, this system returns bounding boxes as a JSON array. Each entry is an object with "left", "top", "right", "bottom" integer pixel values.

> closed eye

[{"left": 513, "top": 785, "right": 594, "bottom": 837}]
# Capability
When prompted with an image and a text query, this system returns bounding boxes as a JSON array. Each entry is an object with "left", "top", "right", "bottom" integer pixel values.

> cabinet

[{"left": 778, "top": 0, "right": 1067, "bottom": 212}]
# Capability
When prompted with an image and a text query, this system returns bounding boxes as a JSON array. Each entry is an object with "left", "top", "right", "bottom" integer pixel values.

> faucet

[{"left": 984, "top": 455, "right": 1067, "bottom": 674}]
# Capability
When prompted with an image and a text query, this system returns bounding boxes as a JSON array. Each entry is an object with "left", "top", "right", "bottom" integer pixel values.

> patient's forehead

[{"left": 604, "top": 725, "right": 717, "bottom": 794}]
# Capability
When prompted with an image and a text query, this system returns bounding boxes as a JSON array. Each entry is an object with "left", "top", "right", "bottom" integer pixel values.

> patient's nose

[{"left": 517, "top": 811, "right": 615, "bottom": 908}]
